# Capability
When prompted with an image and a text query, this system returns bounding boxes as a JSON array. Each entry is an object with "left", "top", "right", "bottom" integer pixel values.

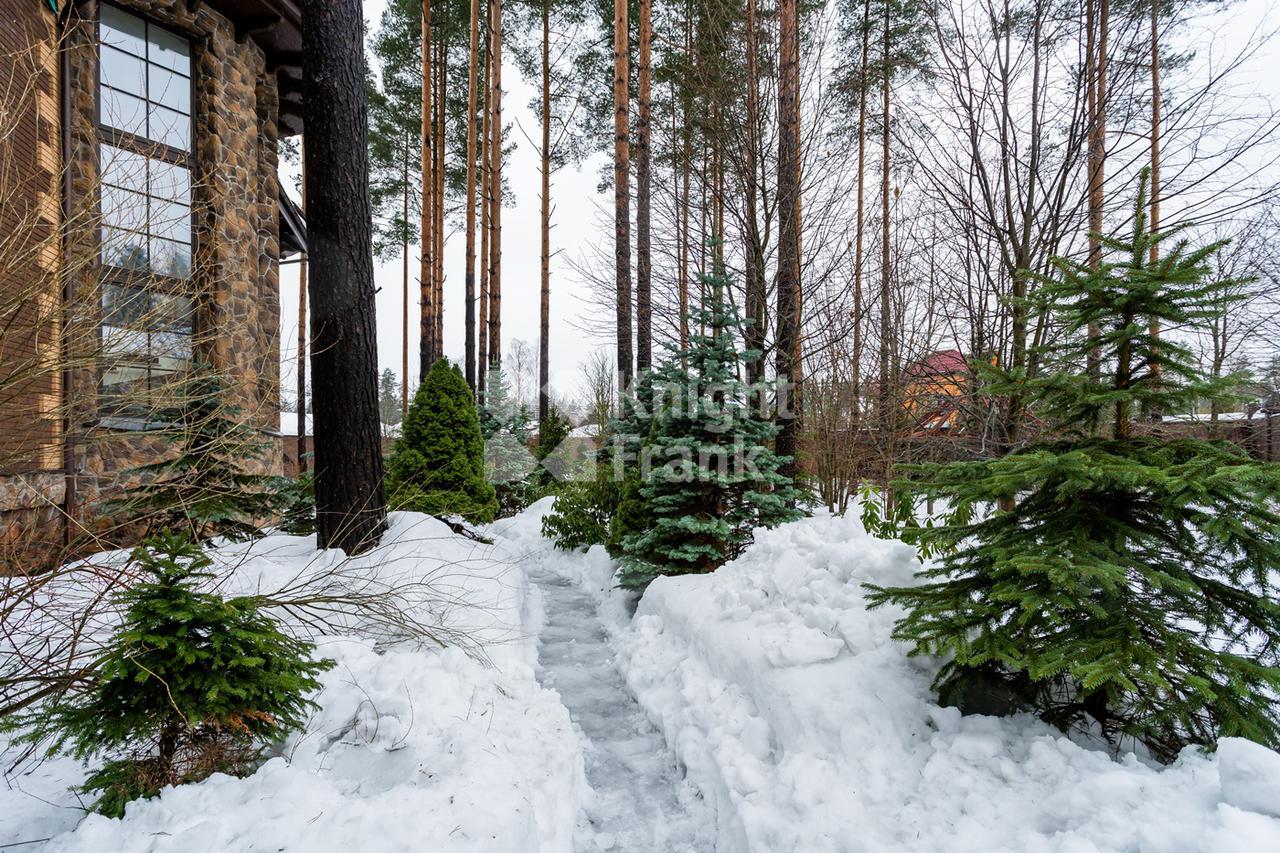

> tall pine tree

[{"left": 868, "top": 173, "right": 1280, "bottom": 761}]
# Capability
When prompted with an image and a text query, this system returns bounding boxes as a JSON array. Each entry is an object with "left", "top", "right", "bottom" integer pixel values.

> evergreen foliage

[
  {"left": 386, "top": 359, "right": 498, "bottom": 524},
  {"left": 377, "top": 368, "right": 404, "bottom": 434},
  {"left": 616, "top": 273, "right": 805, "bottom": 591},
  {"left": 537, "top": 404, "right": 572, "bottom": 461},
  {"left": 540, "top": 478, "right": 617, "bottom": 551},
  {"left": 867, "top": 173, "right": 1280, "bottom": 760},
  {"left": 18, "top": 532, "right": 331, "bottom": 816},
  {"left": 107, "top": 369, "right": 291, "bottom": 542},
  {"left": 479, "top": 366, "right": 537, "bottom": 517}
]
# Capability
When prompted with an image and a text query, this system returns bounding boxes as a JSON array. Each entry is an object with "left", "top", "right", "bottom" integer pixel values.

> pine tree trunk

[
  {"left": 297, "top": 151, "right": 308, "bottom": 474},
  {"left": 635, "top": 0, "right": 652, "bottom": 373},
  {"left": 478, "top": 21, "right": 491, "bottom": 394},
  {"left": 852, "top": 0, "right": 869, "bottom": 426},
  {"left": 678, "top": 15, "right": 690, "bottom": 358},
  {"left": 1086, "top": 0, "right": 1108, "bottom": 379},
  {"left": 776, "top": 0, "right": 801, "bottom": 483},
  {"left": 614, "top": 0, "right": 633, "bottom": 396},
  {"left": 743, "top": 0, "right": 765, "bottom": 395},
  {"left": 435, "top": 35, "right": 446, "bottom": 357},
  {"left": 464, "top": 0, "right": 483, "bottom": 390},
  {"left": 538, "top": 0, "right": 551, "bottom": 425},
  {"left": 1148, "top": 0, "right": 1162, "bottom": 402},
  {"left": 301, "top": 0, "right": 387, "bottom": 554},
  {"left": 401, "top": 144, "right": 410, "bottom": 414},
  {"left": 420, "top": 0, "right": 435, "bottom": 375},
  {"left": 488, "top": 0, "right": 503, "bottom": 371},
  {"left": 878, "top": 6, "right": 892, "bottom": 432}
]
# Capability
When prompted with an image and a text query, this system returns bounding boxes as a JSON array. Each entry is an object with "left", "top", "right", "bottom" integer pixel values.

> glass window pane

[
  {"left": 150, "top": 237, "right": 192, "bottom": 278},
  {"left": 101, "top": 185, "right": 149, "bottom": 233},
  {"left": 101, "top": 227, "right": 149, "bottom": 271},
  {"left": 148, "top": 160, "right": 191, "bottom": 203},
  {"left": 150, "top": 200, "right": 191, "bottom": 243},
  {"left": 100, "top": 5, "right": 145, "bottom": 57},
  {"left": 101, "top": 283, "right": 151, "bottom": 328},
  {"left": 148, "top": 104, "right": 190, "bottom": 150},
  {"left": 100, "top": 86, "right": 146, "bottom": 136},
  {"left": 153, "top": 293, "right": 194, "bottom": 333},
  {"left": 152, "top": 331, "right": 192, "bottom": 366},
  {"left": 148, "top": 64, "right": 190, "bottom": 114},
  {"left": 100, "top": 45, "right": 144, "bottom": 94},
  {"left": 100, "top": 144, "right": 147, "bottom": 192},
  {"left": 147, "top": 26, "right": 191, "bottom": 76}
]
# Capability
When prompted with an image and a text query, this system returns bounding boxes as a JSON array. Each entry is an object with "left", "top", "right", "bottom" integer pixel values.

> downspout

[{"left": 57, "top": 1, "right": 77, "bottom": 545}]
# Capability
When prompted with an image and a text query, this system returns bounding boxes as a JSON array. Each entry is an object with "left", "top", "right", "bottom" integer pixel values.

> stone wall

[{"left": 0, "top": 0, "right": 285, "bottom": 538}]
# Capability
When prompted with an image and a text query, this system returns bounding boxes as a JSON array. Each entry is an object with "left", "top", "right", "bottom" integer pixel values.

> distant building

[
  {"left": 901, "top": 349, "right": 971, "bottom": 431},
  {"left": 0, "top": 1, "right": 305, "bottom": 540}
]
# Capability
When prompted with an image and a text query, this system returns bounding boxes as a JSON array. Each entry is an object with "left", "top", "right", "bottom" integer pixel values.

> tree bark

[
  {"left": 853, "top": 0, "right": 869, "bottom": 426},
  {"left": 776, "top": 0, "right": 801, "bottom": 483},
  {"left": 635, "top": 0, "right": 652, "bottom": 373},
  {"left": 401, "top": 141, "right": 410, "bottom": 414},
  {"left": 743, "top": 0, "right": 765, "bottom": 395},
  {"left": 614, "top": 0, "right": 633, "bottom": 396},
  {"left": 435, "top": 34, "right": 446, "bottom": 359},
  {"left": 297, "top": 151, "right": 308, "bottom": 474},
  {"left": 538, "top": 0, "right": 551, "bottom": 425},
  {"left": 420, "top": 0, "right": 435, "bottom": 375},
  {"left": 1148, "top": 0, "right": 1162, "bottom": 396},
  {"left": 1086, "top": 0, "right": 1108, "bottom": 379},
  {"left": 878, "top": 4, "right": 892, "bottom": 432},
  {"left": 301, "top": 0, "right": 387, "bottom": 553},
  {"left": 488, "top": 0, "right": 503, "bottom": 371},
  {"left": 464, "top": 0, "right": 483, "bottom": 390},
  {"left": 478, "top": 20, "right": 491, "bottom": 394}
]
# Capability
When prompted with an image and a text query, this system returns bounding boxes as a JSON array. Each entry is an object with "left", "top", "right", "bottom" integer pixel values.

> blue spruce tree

[{"left": 617, "top": 271, "right": 805, "bottom": 591}]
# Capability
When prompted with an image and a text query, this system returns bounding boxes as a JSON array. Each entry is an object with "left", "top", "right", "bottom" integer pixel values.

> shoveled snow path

[{"left": 531, "top": 568, "right": 716, "bottom": 853}]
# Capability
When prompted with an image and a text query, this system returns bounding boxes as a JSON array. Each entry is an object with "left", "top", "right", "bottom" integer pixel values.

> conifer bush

[
  {"left": 617, "top": 273, "right": 804, "bottom": 590},
  {"left": 19, "top": 532, "right": 332, "bottom": 816},
  {"left": 386, "top": 359, "right": 498, "bottom": 524},
  {"left": 108, "top": 368, "right": 293, "bottom": 541},
  {"left": 867, "top": 173, "right": 1280, "bottom": 760},
  {"left": 478, "top": 366, "right": 537, "bottom": 517}
]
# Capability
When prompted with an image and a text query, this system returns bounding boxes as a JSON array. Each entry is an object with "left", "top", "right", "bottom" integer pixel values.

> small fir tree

[
  {"left": 18, "top": 532, "right": 332, "bottom": 816},
  {"left": 386, "top": 359, "right": 498, "bottom": 524},
  {"left": 108, "top": 368, "right": 290, "bottom": 541},
  {"left": 478, "top": 366, "right": 537, "bottom": 516},
  {"left": 617, "top": 273, "right": 805, "bottom": 591},
  {"left": 377, "top": 368, "right": 404, "bottom": 435},
  {"left": 868, "top": 173, "right": 1280, "bottom": 760}
]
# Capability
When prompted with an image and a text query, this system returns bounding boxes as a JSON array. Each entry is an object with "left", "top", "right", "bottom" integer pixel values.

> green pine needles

[
  {"left": 20, "top": 532, "right": 332, "bottom": 816},
  {"left": 386, "top": 359, "right": 498, "bottom": 524},
  {"left": 868, "top": 172, "right": 1280, "bottom": 760},
  {"left": 107, "top": 368, "right": 295, "bottom": 542},
  {"left": 616, "top": 272, "right": 805, "bottom": 591}
]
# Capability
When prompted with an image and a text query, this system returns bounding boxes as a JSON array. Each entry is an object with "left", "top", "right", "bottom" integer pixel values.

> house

[
  {"left": 901, "top": 349, "right": 971, "bottom": 431},
  {"left": 0, "top": 0, "right": 305, "bottom": 543}
]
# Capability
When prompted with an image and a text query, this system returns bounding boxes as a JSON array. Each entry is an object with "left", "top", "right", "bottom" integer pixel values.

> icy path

[{"left": 532, "top": 570, "right": 717, "bottom": 853}]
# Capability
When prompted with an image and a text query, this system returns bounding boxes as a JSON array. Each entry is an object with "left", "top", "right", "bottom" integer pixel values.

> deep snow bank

[
  {"left": 562, "top": 511, "right": 1280, "bottom": 853},
  {"left": 1, "top": 512, "right": 585, "bottom": 853}
]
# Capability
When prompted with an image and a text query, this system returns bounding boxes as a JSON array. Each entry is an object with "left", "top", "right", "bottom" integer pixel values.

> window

[{"left": 96, "top": 4, "right": 194, "bottom": 412}]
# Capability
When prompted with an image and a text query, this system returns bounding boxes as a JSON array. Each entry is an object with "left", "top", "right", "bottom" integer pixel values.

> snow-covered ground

[
  {"left": 542, "top": 509, "right": 1280, "bottom": 853},
  {"left": 7, "top": 502, "right": 1280, "bottom": 852},
  {"left": 1, "top": 512, "right": 585, "bottom": 853}
]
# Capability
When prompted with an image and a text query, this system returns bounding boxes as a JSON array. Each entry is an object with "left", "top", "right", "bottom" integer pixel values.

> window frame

[{"left": 94, "top": 3, "right": 199, "bottom": 417}]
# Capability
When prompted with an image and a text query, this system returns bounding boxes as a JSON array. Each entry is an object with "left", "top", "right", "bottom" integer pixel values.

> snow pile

[
  {"left": 562, "top": 511, "right": 1280, "bottom": 853},
  {"left": 1, "top": 513, "right": 585, "bottom": 853}
]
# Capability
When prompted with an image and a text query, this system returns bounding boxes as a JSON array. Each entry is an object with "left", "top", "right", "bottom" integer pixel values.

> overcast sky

[{"left": 277, "top": 0, "right": 1280, "bottom": 408}]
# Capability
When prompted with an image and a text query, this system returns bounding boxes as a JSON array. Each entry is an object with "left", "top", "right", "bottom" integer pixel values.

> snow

[
  {"left": 1, "top": 512, "right": 585, "bottom": 853},
  {"left": 495, "top": 501, "right": 715, "bottom": 852},
  {"left": 7, "top": 501, "right": 1280, "bottom": 852},
  {"left": 541, "top": 509, "right": 1280, "bottom": 853}
]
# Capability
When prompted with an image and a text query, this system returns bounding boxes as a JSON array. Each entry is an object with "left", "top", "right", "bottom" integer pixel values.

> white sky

[{"left": 277, "top": 0, "right": 1280, "bottom": 405}]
